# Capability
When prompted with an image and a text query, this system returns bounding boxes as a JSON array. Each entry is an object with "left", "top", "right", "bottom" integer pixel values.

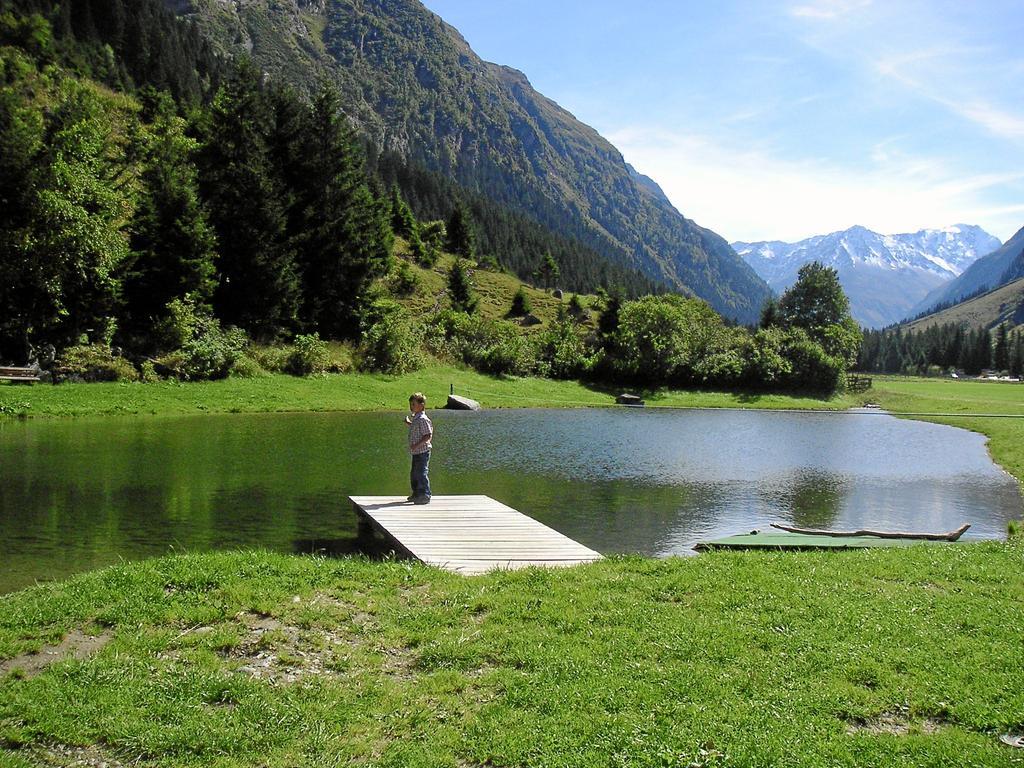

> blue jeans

[{"left": 410, "top": 451, "right": 431, "bottom": 499}]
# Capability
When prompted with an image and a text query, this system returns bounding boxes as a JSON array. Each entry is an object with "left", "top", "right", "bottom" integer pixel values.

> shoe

[
  {"left": 406, "top": 495, "right": 415, "bottom": 502},
  {"left": 412, "top": 496, "right": 431, "bottom": 505}
]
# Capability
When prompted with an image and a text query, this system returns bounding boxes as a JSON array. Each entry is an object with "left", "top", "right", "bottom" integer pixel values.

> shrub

[
  {"left": 778, "top": 328, "right": 846, "bottom": 393},
  {"left": 155, "top": 295, "right": 203, "bottom": 351},
  {"left": 55, "top": 344, "right": 138, "bottom": 383},
  {"left": 427, "top": 310, "right": 509, "bottom": 368},
  {"left": 286, "top": 333, "right": 330, "bottom": 376},
  {"left": 509, "top": 286, "right": 532, "bottom": 317},
  {"left": 323, "top": 343, "right": 354, "bottom": 374},
  {"left": 535, "top": 319, "right": 592, "bottom": 379},
  {"left": 477, "top": 253, "right": 501, "bottom": 271},
  {"left": 247, "top": 345, "right": 291, "bottom": 373},
  {"left": 420, "top": 220, "right": 447, "bottom": 250},
  {"left": 139, "top": 359, "right": 160, "bottom": 383},
  {"left": 151, "top": 295, "right": 247, "bottom": 380},
  {"left": 229, "top": 354, "right": 266, "bottom": 378},
  {"left": 391, "top": 260, "right": 421, "bottom": 296},
  {"left": 157, "top": 318, "right": 246, "bottom": 381},
  {"left": 479, "top": 335, "right": 535, "bottom": 376},
  {"left": 359, "top": 303, "right": 425, "bottom": 374},
  {"left": 567, "top": 294, "right": 587, "bottom": 321},
  {"left": 612, "top": 295, "right": 724, "bottom": 383}
]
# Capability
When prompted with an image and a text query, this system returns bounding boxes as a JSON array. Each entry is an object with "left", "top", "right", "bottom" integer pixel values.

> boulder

[
  {"left": 446, "top": 394, "right": 481, "bottom": 411},
  {"left": 615, "top": 393, "right": 645, "bottom": 406},
  {"left": 553, "top": 289, "right": 563, "bottom": 299}
]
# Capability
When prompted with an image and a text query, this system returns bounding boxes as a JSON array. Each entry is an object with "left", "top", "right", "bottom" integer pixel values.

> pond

[{"left": 0, "top": 407, "right": 1020, "bottom": 594}]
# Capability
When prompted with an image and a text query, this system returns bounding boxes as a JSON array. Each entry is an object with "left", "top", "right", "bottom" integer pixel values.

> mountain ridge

[
  {"left": 907, "top": 225, "right": 1024, "bottom": 319},
  {"left": 733, "top": 224, "right": 1001, "bottom": 328},
  {"left": 171, "top": 0, "right": 771, "bottom": 322}
]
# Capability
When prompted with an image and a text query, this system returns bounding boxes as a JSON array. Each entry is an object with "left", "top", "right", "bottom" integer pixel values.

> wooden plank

[{"left": 349, "top": 495, "right": 602, "bottom": 575}]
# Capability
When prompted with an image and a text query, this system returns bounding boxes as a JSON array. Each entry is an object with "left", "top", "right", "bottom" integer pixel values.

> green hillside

[
  {"left": 904, "top": 278, "right": 1024, "bottom": 334},
  {"left": 388, "top": 238, "right": 595, "bottom": 329},
  {"left": 172, "top": 0, "right": 772, "bottom": 322}
]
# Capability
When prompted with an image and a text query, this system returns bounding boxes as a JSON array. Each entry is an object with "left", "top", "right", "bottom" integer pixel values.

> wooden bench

[{"left": 0, "top": 366, "right": 41, "bottom": 384}]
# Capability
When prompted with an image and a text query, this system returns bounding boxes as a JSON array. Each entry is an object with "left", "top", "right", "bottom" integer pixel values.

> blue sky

[{"left": 419, "top": 0, "right": 1024, "bottom": 244}]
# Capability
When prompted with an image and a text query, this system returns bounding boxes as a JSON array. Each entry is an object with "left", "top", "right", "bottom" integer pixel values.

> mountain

[
  {"left": 733, "top": 224, "right": 1001, "bottom": 328},
  {"left": 168, "top": 0, "right": 772, "bottom": 322},
  {"left": 907, "top": 225, "right": 1024, "bottom": 319},
  {"left": 902, "top": 277, "right": 1024, "bottom": 335}
]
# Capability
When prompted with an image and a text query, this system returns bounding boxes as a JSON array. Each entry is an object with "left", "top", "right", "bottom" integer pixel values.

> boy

[{"left": 405, "top": 392, "right": 432, "bottom": 504}]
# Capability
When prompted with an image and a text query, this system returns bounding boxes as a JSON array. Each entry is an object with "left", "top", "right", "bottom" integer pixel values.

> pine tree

[
  {"left": 994, "top": 323, "right": 1010, "bottom": 372},
  {"left": 198, "top": 62, "right": 299, "bottom": 340},
  {"left": 448, "top": 259, "right": 478, "bottom": 314},
  {"left": 535, "top": 252, "right": 560, "bottom": 290},
  {"left": 509, "top": 286, "right": 531, "bottom": 317},
  {"left": 390, "top": 185, "right": 417, "bottom": 239},
  {"left": 289, "top": 82, "right": 393, "bottom": 338},
  {"left": 759, "top": 297, "right": 780, "bottom": 328},
  {"left": 119, "top": 91, "right": 217, "bottom": 351},
  {"left": 597, "top": 287, "right": 622, "bottom": 346},
  {"left": 409, "top": 229, "right": 435, "bottom": 267},
  {"left": 445, "top": 205, "right": 475, "bottom": 259},
  {"left": 1010, "top": 332, "right": 1023, "bottom": 378}
]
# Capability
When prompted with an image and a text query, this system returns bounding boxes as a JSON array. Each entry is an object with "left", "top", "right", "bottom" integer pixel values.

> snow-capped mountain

[{"left": 733, "top": 224, "right": 1002, "bottom": 328}]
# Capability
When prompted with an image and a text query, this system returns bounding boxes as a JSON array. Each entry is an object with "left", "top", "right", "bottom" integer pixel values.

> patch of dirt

[
  {"left": 221, "top": 595, "right": 419, "bottom": 685},
  {"left": 8, "top": 742, "right": 130, "bottom": 767},
  {"left": 0, "top": 630, "right": 113, "bottom": 680},
  {"left": 845, "top": 712, "right": 948, "bottom": 736}
]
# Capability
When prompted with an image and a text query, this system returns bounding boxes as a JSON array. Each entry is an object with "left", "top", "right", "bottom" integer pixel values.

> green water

[{"left": 1, "top": 408, "right": 1020, "bottom": 593}]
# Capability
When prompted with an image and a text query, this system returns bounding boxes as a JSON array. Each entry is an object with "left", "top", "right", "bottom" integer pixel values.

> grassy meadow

[{"left": 1, "top": 545, "right": 1022, "bottom": 768}]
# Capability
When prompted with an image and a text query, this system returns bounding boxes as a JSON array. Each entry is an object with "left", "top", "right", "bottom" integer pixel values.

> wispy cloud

[
  {"left": 608, "top": 126, "right": 1023, "bottom": 243},
  {"left": 789, "top": 0, "right": 872, "bottom": 20},
  {"left": 873, "top": 48, "right": 1024, "bottom": 141}
]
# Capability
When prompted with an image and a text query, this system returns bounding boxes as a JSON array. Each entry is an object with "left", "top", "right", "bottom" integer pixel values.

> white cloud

[{"left": 608, "top": 126, "right": 1023, "bottom": 243}]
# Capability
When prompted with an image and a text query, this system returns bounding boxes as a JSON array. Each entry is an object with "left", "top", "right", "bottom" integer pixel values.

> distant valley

[{"left": 734, "top": 225, "right": 1001, "bottom": 328}]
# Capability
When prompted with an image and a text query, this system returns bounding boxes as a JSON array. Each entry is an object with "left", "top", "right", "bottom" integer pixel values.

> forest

[{"left": 859, "top": 322, "right": 1024, "bottom": 377}]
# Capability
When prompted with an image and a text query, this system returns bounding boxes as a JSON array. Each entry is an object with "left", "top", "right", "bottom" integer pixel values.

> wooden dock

[{"left": 349, "top": 495, "right": 602, "bottom": 576}]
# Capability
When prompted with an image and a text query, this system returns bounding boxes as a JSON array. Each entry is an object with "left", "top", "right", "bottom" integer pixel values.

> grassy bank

[
  {"left": 1, "top": 545, "right": 1022, "bottom": 767},
  {"left": 0, "top": 367, "right": 861, "bottom": 419}
]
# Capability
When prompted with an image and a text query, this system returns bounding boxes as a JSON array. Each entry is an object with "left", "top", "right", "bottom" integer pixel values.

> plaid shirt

[{"left": 407, "top": 412, "right": 433, "bottom": 454}]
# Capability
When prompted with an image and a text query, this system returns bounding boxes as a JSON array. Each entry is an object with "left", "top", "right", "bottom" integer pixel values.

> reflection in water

[
  {"left": 0, "top": 408, "right": 1020, "bottom": 593},
  {"left": 770, "top": 470, "right": 848, "bottom": 529}
]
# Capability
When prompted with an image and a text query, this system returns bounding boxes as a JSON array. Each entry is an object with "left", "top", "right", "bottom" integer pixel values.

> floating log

[{"left": 770, "top": 522, "right": 971, "bottom": 542}]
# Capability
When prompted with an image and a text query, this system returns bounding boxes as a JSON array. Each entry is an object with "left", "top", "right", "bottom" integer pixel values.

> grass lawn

[{"left": 1, "top": 545, "right": 1022, "bottom": 767}]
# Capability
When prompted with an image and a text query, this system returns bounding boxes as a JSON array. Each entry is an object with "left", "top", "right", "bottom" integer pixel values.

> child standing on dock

[{"left": 405, "top": 392, "right": 432, "bottom": 504}]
